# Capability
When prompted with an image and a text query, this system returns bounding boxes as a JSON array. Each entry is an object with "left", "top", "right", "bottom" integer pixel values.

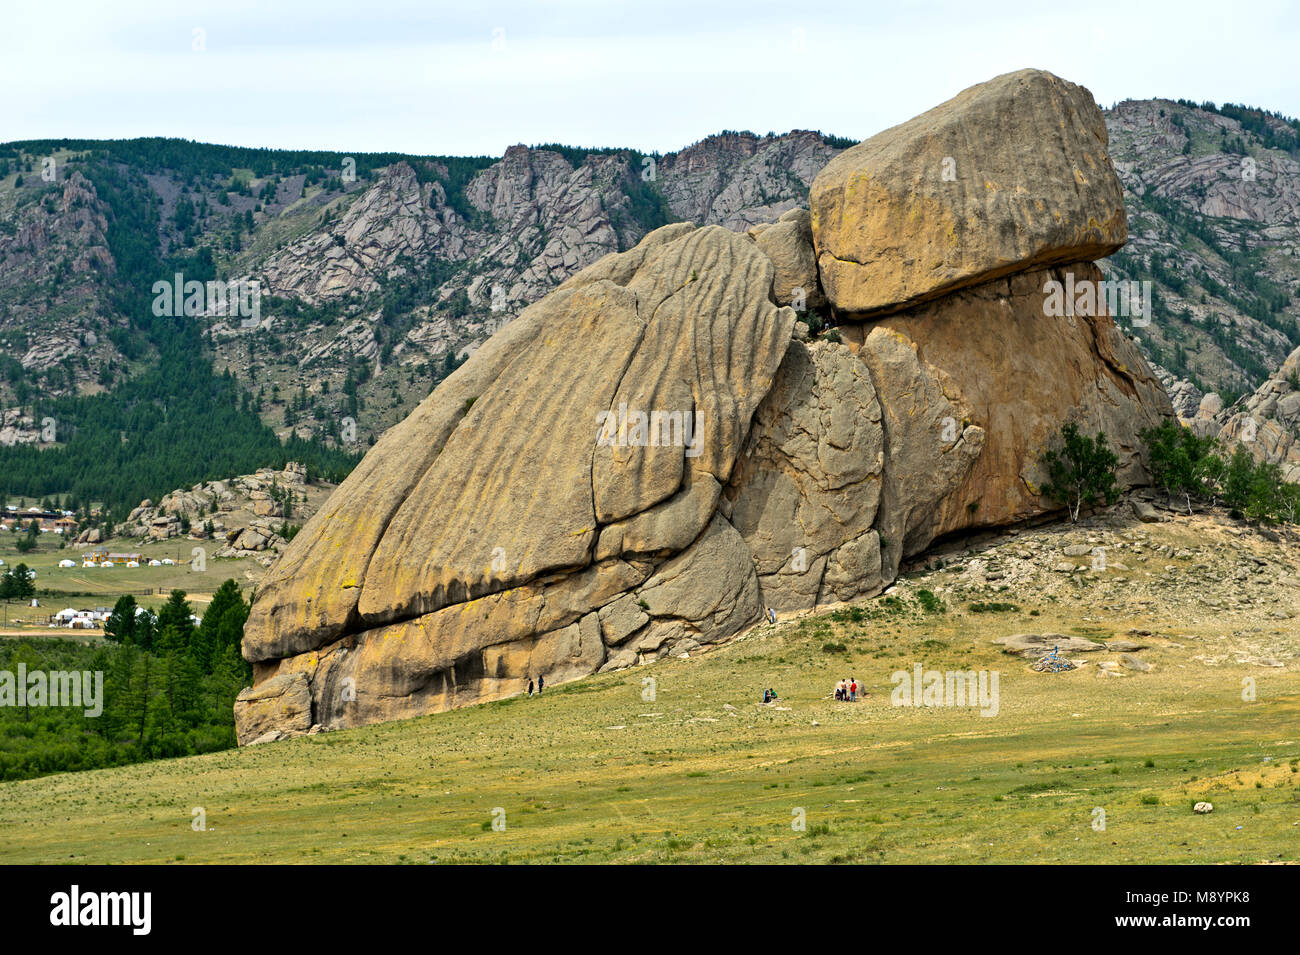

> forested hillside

[{"left": 0, "top": 582, "right": 250, "bottom": 781}]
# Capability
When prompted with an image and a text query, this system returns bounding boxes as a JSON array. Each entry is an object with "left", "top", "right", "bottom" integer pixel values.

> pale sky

[{"left": 4, "top": 0, "right": 1297, "bottom": 158}]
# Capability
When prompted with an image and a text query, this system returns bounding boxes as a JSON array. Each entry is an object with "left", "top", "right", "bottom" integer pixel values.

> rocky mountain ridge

[{"left": 1, "top": 93, "right": 1295, "bottom": 495}]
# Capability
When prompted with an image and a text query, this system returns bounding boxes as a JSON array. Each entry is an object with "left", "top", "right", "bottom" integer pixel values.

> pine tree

[
  {"left": 196, "top": 579, "right": 248, "bottom": 673},
  {"left": 104, "top": 594, "right": 140, "bottom": 644},
  {"left": 155, "top": 590, "right": 196, "bottom": 653}
]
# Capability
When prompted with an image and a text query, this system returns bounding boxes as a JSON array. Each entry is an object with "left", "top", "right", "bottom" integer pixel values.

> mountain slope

[
  {"left": 0, "top": 97, "right": 1297, "bottom": 502},
  {"left": 1101, "top": 99, "right": 1300, "bottom": 404}
]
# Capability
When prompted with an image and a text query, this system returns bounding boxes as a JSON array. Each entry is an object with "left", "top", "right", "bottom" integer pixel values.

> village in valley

[{"left": 0, "top": 463, "right": 336, "bottom": 635}]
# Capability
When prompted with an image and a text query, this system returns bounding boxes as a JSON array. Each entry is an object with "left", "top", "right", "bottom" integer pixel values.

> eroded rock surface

[
  {"left": 810, "top": 69, "right": 1127, "bottom": 316},
  {"left": 841, "top": 263, "right": 1172, "bottom": 540},
  {"left": 748, "top": 208, "right": 826, "bottom": 309},
  {"left": 1217, "top": 345, "right": 1300, "bottom": 483},
  {"left": 727, "top": 340, "right": 884, "bottom": 610},
  {"left": 241, "top": 223, "right": 793, "bottom": 733}
]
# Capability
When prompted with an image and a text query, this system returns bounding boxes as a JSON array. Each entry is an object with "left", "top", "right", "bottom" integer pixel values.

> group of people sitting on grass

[
  {"left": 834, "top": 678, "right": 861, "bottom": 702},
  {"left": 761, "top": 688, "right": 780, "bottom": 704}
]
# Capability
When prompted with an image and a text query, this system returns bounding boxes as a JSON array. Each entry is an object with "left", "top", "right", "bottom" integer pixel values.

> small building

[
  {"left": 0, "top": 509, "right": 72, "bottom": 533},
  {"left": 51, "top": 607, "right": 107, "bottom": 630},
  {"left": 57, "top": 559, "right": 76, "bottom": 568}
]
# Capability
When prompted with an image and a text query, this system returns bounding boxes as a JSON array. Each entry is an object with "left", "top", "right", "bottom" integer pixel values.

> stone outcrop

[
  {"left": 809, "top": 69, "right": 1127, "bottom": 316},
  {"left": 241, "top": 223, "right": 793, "bottom": 731},
  {"left": 1103, "top": 97, "right": 1300, "bottom": 395},
  {"left": 657, "top": 130, "right": 841, "bottom": 230},
  {"left": 0, "top": 171, "right": 124, "bottom": 403},
  {"left": 237, "top": 69, "right": 1173, "bottom": 743},
  {"left": 725, "top": 340, "right": 885, "bottom": 609},
  {"left": 1217, "top": 344, "right": 1300, "bottom": 483},
  {"left": 748, "top": 209, "right": 826, "bottom": 309},
  {"left": 838, "top": 262, "right": 1171, "bottom": 538},
  {"left": 256, "top": 163, "right": 469, "bottom": 304},
  {"left": 1174, "top": 342, "right": 1300, "bottom": 481},
  {"left": 100, "top": 464, "right": 330, "bottom": 566},
  {"left": 233, "top": 672, "right": 313, "bottom": 745}
]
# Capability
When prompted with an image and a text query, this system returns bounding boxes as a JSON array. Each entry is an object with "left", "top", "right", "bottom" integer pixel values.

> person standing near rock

[
  {"left": 538, "top": 674, "right": 544, "bottom": 695},
  {"left": 850, "top": 678, "right": 858, "bottom": 702},
  {"left": 528, "top": 678, "right": 534, "bottom": 697}
]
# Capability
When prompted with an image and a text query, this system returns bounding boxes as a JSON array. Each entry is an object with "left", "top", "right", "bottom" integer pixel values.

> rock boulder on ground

[
  {"left": 241, "top": 223, "right": 793, "bottom": 735},
  {"left": 237, "top": 69, "right": 1173, "bottom": 744},
  {"left": 233, "top": 672, "right": 312, "bottom": 745}
]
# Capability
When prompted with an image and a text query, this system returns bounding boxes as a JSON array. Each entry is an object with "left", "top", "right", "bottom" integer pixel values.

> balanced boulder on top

[{"left": 809, "top": 69, "right": 1128, "bottom": 316}]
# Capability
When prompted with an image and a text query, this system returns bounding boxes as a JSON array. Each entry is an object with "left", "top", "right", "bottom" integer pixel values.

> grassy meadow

[{"left": 1, "top": 591, "right": 1296, "bottom": 864}]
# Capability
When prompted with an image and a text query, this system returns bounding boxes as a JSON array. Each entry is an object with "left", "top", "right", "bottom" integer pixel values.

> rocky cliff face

[
  {"left": 235, "top": 69, "right": 1174, "bottom": 744},
  {"left": 0, "top": 131, "right": 843, "bottom": 446},
  {"left": 0, "top": 170, "right": 123, "bottom": 407},
  {"left": 1102, "top": 99, "right": 1300, "bottom": 396},
  {"left": 1212, "top": 344, "right": 1300, "bottom": 482},
  {"left": 656, "top": 130, "right": 841, "bottom": 230},
  {"left": 204, "top": 132, "right": 845, "bottom": 443},
  {"left": 254, "top": 163, "right": 470, "bottom": 304}
]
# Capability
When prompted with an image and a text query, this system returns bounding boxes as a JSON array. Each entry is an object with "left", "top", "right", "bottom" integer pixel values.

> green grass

[
  {"left": 0, "top": 602, "right": 1296, "bottom": 864},
  {"left": 0, "top": 533, "right": 262, "bottom": 622}
]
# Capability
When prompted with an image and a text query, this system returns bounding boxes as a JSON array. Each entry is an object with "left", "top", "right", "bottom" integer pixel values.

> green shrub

[
  {"left": 915, "top": 589, "right": 946, "bottom": 614},
  {"left": 1040, "top": 423, "right": 1120, "bottom": 521},
  {"left": 1142, "top": 421, "right": 1300, "bottom": 524},
  {"left": 1141, "top": 420, "right": 1220, "bottom": 513},
  {"left": 969, "top": 601, "right": 1019, "bottom": 613}
]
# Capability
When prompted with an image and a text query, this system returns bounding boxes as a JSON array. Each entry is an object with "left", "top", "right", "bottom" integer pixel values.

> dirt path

[{"left": 0, "top": 628, "right": 103, "bottom": 638}]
